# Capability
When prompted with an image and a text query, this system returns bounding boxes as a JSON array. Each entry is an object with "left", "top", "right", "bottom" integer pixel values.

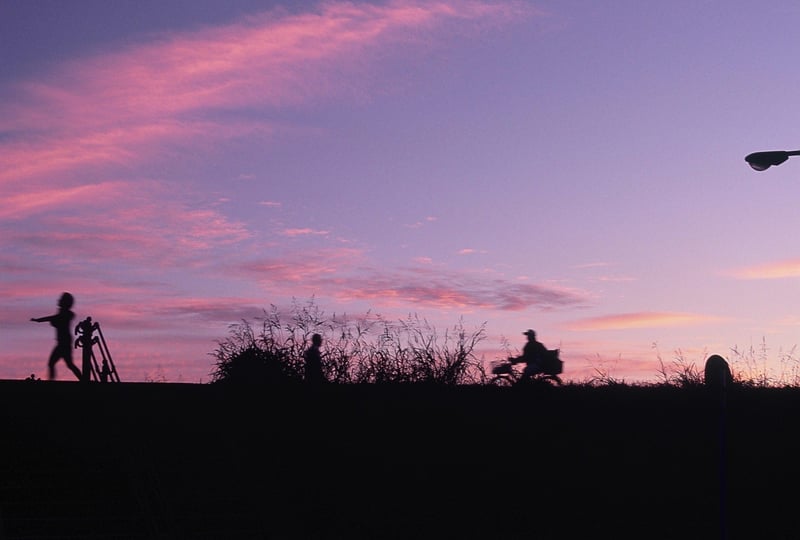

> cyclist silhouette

[{"left": 511, "top": 329, "right": 550, "bottom": 381}]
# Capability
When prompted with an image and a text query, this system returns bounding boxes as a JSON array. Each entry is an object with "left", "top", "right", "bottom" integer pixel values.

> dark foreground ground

[{"left": 0, "top": 380, "right": 798, "bottom": 539}]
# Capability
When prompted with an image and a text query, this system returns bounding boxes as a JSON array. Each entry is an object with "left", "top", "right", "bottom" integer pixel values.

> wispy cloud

[
  {"left": 340, "top": 272, "right": 587, "bottom": 311},
  {"left": 282, "top": 228, "right": 330, "bottom": 237},
  {"left": 240, "top": 251, "right": 588, "bottom": 311},
  {"left": 0, "top": 1, "right": 533, "bottom": 184},
  {"left": 567, "top": 312, "right": 721, "bottom": 331},
  {"left": 595, "top": 275, "right": 637, "bottom": 283},
  {"left": 140, "top": 297, "right": 267, "bottom": 327},
  {"left": 405, "top": 216, "right": 438, "bottom": 228},
  {"left": 0, "top": 181, "right": 125, "bottom": 220},
  {"left": 0, "top": 0, "right": 532, "bottom": 298},
  {"left": 1, "top": 180, "right": 250, "bottom": 265},
  {"left": 240, "top": 248, "right": 363, "bottom": 284},
  {"left": 570, "top": 261, "right": 635, "bottom": 282},
  {"left": 572, "top": 262, "right": 612, "bottom": 269},
  {"left": 730, "top": 259, "right": 800, "bottom": 280}
]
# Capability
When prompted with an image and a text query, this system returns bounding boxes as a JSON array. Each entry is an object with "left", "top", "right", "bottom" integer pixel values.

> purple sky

[{"left": 3, "top": 1, "right": 800, "bottom": 383}]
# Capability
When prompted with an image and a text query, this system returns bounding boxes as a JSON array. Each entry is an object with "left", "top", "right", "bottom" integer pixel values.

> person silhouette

[
  {"left": 303, "top": 333, "right": 325, "bottom": 384},
  {"left": 30, "top": 292, "right": 82, "bottom": 381},
  {"left": 512, "top": 329, "right": 550, "bottom": 381}
]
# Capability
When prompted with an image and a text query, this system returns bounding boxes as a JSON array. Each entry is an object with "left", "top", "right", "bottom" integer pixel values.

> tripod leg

[
  {"left": 90, "top": 349, "right": 102, "bottom": 382},
  {"left": 96, "top": 324, "right": 121, "bottom": 382}
]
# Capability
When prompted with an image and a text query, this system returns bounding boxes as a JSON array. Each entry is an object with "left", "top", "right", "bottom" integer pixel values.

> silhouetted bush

[
  {"left": 212, "top": 345, "right": 287, "bottom": 384},
  {"left": 210, "top": 312, "right": 296, "bottom": 384},
  {"left": 210, "top": 298, "right": 487, "bottom": 385}
]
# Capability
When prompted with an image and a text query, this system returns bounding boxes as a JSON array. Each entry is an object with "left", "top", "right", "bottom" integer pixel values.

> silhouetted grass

[
  {"left": 211, "top": 299, "right": 800, "bottom": 392},
  {"left": 211, "top": 298, "right": 487, "bottom": 386}
]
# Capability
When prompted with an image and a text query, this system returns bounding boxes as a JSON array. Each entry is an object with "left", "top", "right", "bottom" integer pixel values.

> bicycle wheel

[
  {"left": 540, "top": 374, "right": 563, "bottom": 386},
  {"left": 490, "top": 374, "right": 515, "bottom": 387}
]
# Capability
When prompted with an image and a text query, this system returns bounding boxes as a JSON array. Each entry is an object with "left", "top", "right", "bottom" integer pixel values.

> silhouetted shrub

[
  {"left": 212, "top": 345, "right": 286, "bottom": 384},
  {"left": 210, "top": 313, "right": 297, "bottom": 384}
]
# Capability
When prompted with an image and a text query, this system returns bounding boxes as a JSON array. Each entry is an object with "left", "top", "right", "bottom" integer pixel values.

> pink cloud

[
  {"left": 572, "top": 262, "right": 612, "bottom": 269},
  {"left": 730, "top": 259, "right": 800, "bottom": 280},
  {"left": 282, "top": 228, "right": 330, "bottom": 237},
  {"left": 0, "top": 1, "right": 532, "bottom": 288},
  {"left": 240, "top": 252, "right": 588, "bottom": 311},
  {"left": 0, "top": 1, "right": 533, "bottom": 184},
  {"left": 85, "top": 296, "right": 267, "bottom": 331},
  {"left": 595, "top": 275, "right": 637, "bottom": 283},
  {"left": 1, "top": 179, "right": 250, "bottom": 267},
  {"left": 567, "top": 312, "right": 721, "bottom": 331},
  {"left": 240, "top": 248, "right": 364, "bottom": 284},
  {"left": 0, "top": 118, "right": 271, "bottom": 185},
  {"left": 405, "top": 216, "right": 438, "bottom": 229},
  {"left": 0, "top": 181, "right": 127, "bottom": 219}
]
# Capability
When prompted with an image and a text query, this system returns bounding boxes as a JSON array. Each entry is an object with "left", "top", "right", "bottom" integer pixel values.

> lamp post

[{"left": 745, "top": 150, "right": 800, "bottom": 171}]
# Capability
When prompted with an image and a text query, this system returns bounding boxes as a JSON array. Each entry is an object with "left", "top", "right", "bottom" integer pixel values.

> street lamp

[{"left": 745, "top": 149, "right": 800, "bottom": 171}]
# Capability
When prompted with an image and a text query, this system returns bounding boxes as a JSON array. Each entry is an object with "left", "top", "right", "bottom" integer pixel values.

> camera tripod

[{"left": 75, "top": 317, "right": 120, "bottom": 382}]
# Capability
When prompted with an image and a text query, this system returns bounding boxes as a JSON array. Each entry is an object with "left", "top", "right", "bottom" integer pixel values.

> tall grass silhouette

[
  {"left": 210, "top": 298, "right": 800, "bottom": 389},
  {"left": 210, "top": 298, "right": 487, "bottom": 385}
]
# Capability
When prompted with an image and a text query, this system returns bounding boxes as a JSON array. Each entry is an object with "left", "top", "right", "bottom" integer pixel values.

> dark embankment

[{"left": 1, "top": 380, "right": 799, "bottom": 539}]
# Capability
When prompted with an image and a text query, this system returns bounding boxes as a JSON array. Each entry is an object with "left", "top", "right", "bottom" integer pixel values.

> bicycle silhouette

[{"left": 490, "top": 349, "right": 563, "bottom": 387}]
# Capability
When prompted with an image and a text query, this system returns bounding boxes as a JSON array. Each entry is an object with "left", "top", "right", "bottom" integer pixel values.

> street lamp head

[
  {"left": 745, "top": 151, "right": 790, "bottom": 171},
  {"left": 745, "top": 150, "right": 800, "bottom": 171}
]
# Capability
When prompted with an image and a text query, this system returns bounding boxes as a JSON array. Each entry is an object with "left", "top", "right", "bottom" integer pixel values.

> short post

[{"left": 704, "top": 354, "right": 731, "bottom": 540}]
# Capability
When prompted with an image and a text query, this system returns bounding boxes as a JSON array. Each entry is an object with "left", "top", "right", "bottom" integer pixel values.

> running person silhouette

[{"left": 31, "top": 292, "right": 82, "bottom": 381}]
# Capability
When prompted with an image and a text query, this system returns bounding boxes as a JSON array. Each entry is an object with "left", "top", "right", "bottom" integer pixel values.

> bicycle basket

[{"left": 544, "top": 350, "right": 563, "bottom": 375}]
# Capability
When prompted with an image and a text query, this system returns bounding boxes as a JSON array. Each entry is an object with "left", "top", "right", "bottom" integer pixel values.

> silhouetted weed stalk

[
  {"left": 584, "top": 353, "right": 628, "bottom": 387},
  {"left": 728, "top": 338, "right": 800, "bottom": 388},
  {"left": 653, "top": 344, "right": 705, "bottom": 388},
  {"left": 210, "top": 298, "right": 487, "bottom": 385},
  {"left": 587, "top": 340, "right": 800, "bottom": 389}
]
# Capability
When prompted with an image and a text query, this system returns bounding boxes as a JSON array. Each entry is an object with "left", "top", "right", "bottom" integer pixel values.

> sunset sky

[{"left": 3, "top": 0, "right": 800, "bottom": 383}]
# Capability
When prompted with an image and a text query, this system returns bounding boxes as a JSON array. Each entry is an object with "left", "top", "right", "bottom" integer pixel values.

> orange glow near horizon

[{"left": 568, "top": 312, "right": 722, "bottom": 332}]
